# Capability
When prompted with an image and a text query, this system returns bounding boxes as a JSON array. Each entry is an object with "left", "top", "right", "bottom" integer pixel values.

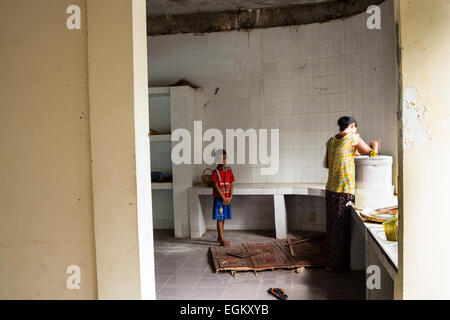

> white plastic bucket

[{"left": 355, "top": 155, "right": 395, "bottom": 209}]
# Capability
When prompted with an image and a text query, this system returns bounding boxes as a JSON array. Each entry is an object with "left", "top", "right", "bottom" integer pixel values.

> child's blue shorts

[{"left": 212, "top": 197, "right": 231, "bottom": 220}]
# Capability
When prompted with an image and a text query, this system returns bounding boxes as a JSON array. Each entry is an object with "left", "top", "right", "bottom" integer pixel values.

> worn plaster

[
  {"left": 402, "top": 87, "right": 430, "bottom": 148},
  {"left": 147, "top": 0, "right": 386, "bottom": 35}
]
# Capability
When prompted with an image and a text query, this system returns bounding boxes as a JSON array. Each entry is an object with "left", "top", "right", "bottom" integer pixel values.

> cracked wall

[{"left": 147, "top": 0, "right": 386, "bottom": 35}]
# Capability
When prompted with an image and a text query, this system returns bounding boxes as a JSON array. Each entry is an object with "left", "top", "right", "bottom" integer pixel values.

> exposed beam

[{"left": 147, "top": 0, "right": 386, "bottom": 36}]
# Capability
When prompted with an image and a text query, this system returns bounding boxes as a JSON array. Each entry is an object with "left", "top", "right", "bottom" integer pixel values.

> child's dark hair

[
  {"left": 214, "top": 149, "right": 226, "bottom": 155},
  {"left": 214, "top": 149, "right": 227, "bottom": 164},
  {"left": 337, "top": 116, "right": 357, "bottom": 132}
]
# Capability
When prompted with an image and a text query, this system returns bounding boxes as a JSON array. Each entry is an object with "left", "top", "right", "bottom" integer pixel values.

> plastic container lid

[{"left": 355, "top": 155, "right": 393, "bottom": 166}]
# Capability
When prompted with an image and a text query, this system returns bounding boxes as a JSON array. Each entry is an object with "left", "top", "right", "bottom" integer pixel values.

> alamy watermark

[
  {"left": 366, "top": 5, "right": 381, "bottom": 30},
  {"left": 65, "top": 4, "right": 381, "bottom": 31},
  {"left": 366, "top": 265, "right": 381, "bottom": 290},
  {"left": 66, "top": 265, "right": 81, "bottom": 290},
  {"left": 66, "top": 5, "right": 81, "bottom": 30},
  {"left": 171, "top": 121, "right": 279, "bottom": 175}
]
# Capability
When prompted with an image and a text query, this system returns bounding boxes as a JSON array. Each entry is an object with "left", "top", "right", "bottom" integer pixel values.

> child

[{"left": 211, "top": 149, "right": 235, "bottom": 246}]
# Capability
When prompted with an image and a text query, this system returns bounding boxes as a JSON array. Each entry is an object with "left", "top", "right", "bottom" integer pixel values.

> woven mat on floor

[{"left": 210, "top": 236, "right": 325, "bottom": 273}]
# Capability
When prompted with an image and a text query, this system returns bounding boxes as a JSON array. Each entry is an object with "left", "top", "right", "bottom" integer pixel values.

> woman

[{"left": 323, "top": 116, "right": 378, "bottom": 272}]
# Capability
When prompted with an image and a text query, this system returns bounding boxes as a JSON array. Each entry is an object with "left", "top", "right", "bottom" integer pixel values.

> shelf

[
  {"left": 149, "top": 89, "right": 171, "bottom": 133},
  {"left": 148, "top": 86, "right": 196, "bottom": 237},
  {"left": 150, "top": 134, "right": 171, "bottom": 142},
  {"left": 151, "top": 182, "right": 173, "bottom": 190},
  {"left": 149, "top": 87, "right": 170, "bottom": 95}
]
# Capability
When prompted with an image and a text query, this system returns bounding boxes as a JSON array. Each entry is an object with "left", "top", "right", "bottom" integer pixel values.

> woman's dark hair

[{"left": 337, "top": 116, "right": 357, "bottom": 132}]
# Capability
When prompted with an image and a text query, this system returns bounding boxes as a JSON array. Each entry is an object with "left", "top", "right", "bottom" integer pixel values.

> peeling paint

[{"left": 402, "top": 87, "right": 430, "bottom": 148}]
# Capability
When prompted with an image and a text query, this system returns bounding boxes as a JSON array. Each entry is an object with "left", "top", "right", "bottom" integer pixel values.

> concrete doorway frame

[{"left": 87, "top": 0, "right": 156, "bottom": 299}]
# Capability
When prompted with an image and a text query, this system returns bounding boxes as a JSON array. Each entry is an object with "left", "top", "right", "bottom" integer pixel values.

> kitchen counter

[
  {"left": 350, "top": 205, "right": 398, "bottom": 299},
  {"left": 189, "top": 183, "right": 326, "bottom": 196},
  {"left": 351, "top": 206, "right": 398, "bottom": 271},
  {"left": 189, "top": 183, "right": 326, "bottom": 239}
]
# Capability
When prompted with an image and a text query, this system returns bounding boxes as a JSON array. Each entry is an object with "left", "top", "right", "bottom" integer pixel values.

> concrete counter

[
  {"left": 189, "top": 183, "right": 326, "bottom": 239},
  {"left": 350, "top": 206, "right": 398, "bottom": 299}
]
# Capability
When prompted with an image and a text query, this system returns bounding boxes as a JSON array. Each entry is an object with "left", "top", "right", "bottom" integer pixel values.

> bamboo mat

[{"left": 210, "top": 236, "right": 325, "bottom": 274}]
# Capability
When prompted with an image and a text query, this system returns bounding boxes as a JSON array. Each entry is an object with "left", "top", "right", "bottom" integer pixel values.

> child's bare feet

[{"left": 218, "top": 239, "right": 231, "bottom": 246}]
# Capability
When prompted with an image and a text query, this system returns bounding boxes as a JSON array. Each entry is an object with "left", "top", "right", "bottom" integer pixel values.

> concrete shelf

[
  {"left": 150, "top": 134, "right": 171, "bottom": 142},
  {"left": 151, "top": 182, "right": 173, "bottom": 190},
  {"left": 149, "top": 87, "right": 170, "bottom": 95},
  {"left": 149, "top": 86, "right": 197, "bottom": 236}
]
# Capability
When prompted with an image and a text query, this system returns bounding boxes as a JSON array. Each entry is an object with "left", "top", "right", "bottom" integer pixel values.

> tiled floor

[{"left": 154, "top": 230, "right": 365, "bottom": 300}]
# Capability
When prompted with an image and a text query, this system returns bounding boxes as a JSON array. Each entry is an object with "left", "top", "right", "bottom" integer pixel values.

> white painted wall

[
  {"left": 1, "top": 0, "right": 153, "bottom": 300},
  {"left": 148, "top": 0, "right": 398, "bottom": 231},
  {"left": 397, "top": 0, "right": 450, "bottom": 300},
  {"left": 0, "top": 0, "right": 97, "bottom": 299}
]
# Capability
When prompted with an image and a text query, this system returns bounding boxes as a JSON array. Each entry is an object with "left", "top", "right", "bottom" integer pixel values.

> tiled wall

[
  {"left": 200, "top": 195, "right": 276, "bottom": 231},
  {"left": 285, "top": 195, "right": 326, "bottom": 232},
  {"left": 152, "top": 189, "right": 174, "bottom": 229},
  {"left": 148, "top": 0, "right": 397, "bottom": 231},
  {"left": 200, "top": 194, "right": 326, "bottom": 233}
]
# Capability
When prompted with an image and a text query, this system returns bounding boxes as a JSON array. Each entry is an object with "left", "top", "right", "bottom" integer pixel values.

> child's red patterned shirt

[{"left": 211, "top": 166, "right": 235, "bottom": 199}]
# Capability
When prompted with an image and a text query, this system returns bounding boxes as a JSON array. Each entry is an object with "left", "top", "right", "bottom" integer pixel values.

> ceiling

[{"left": 146, "top": 0, "right": 337, "bottom": 17}]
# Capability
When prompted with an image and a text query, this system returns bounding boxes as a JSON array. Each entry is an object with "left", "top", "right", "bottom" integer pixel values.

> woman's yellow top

[{"left": 326, "top": 133, "right": 360, "bottom": 195}]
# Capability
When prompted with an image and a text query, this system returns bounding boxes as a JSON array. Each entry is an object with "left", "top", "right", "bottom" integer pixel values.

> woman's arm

[
  {"left": 356, "top": 138, "right": 379, "bottom": 155},
  {"left": 323, "top": 149, "right": 329, "bottom": 169}
]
